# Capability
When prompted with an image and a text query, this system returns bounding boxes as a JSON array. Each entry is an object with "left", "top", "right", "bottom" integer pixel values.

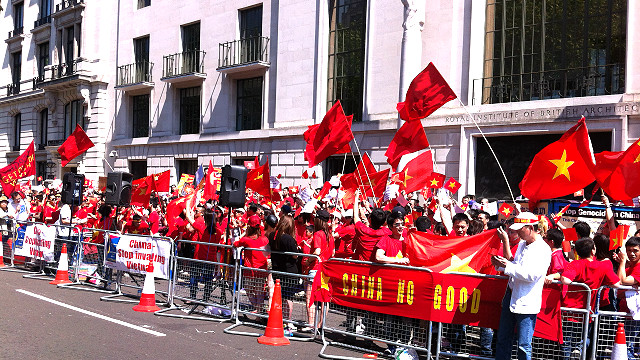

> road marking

[{"left": 16, "top": 289, "right": 166, "bottom": 337}]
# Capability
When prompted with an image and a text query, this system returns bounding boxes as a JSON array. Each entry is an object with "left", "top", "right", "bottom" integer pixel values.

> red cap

[{"left": 247, "top": 215, "right": 261, "bottom": 228}]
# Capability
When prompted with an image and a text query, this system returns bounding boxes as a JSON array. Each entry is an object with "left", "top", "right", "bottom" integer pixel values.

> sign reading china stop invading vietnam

[{"left": 104, "top": 234, "right": 171, "bottom": 279}]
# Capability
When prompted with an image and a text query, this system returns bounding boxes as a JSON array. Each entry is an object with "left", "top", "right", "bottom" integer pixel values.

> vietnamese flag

[
  {"left": 498, "top": 203, "right": 514, "bottom": 218},
  {"left": 304, "top": 101, "right": 354, "bottom": 167},
  {"left": 444, "top": 177, "right": 462, "bottom": 193},
  {"left": 58, "top": 125, "right": 95, "bottom": 167},
  {"left": 397, "top": 62, "right": 457, "bottom": 121},
  {"left": 317, "top": 181, "right": 332, "bottom": 200},
  {"left": 246, "top": 157, "right": 271, "bottom": 198},
  {"left": 342, "top": 168, "right": 390, "bottom": 199},
  {"left": 130, "top": 182, "right": 152, "bottom": 206},
  {"left": 595, "top": 138, "right": 640, "bottom": 201},
  {"left": 425, "top": 172, "right": 446, "bottom": 188},
  {"left": 396, "top": 150, "right": 434, "bottom": 193},
  {"left": 519, "top": 117, "right": 596, "bottom": 206},
  {"left": 385, "top": 120, "right": 430, "bottom": 171},
  {"left": 152, "top": 170, "right": 171, "bottom": 192},
  {"left": 610, "top": 224, "right": 630, "bottom": 250},
  {"left": 552, "top": 204, "right": 571, "bottom": 223}
]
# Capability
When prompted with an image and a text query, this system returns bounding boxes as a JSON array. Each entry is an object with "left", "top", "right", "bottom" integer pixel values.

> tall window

[
  {"left": 13, "top": 114, "right": 21, "bottom": 151},
  {"left": 38, "top": 42, "right": 50, "bottom": 79},
  {"left": 14, "top": 2, "right": 24, "bottom": 32},
  {"left": 134, "top": 36, "right": 150, "bottom": 82},
  {"left": 65, "top": 26, "right": 75, "bottom": 66},
  {"left": 325, "top": 155, "right": 359, "bottom": 180},
  {"left": 137, "top": 0, "right": 150, "bottom": 9},
  {"left": 240, "top": 6, "right": 263, "bottom": 63},
  {"left": 64, "top": 100, "right": 84, "bottom": 138},
  {"left": 132, "top": 94, "right": 150, "bottom": 138},
  {"left": 129, "top": 161, "right": 147, "bottom": 180},
  {"left": 481, "top": 0, "right": 627, "bottom": 104},
  {"left": 327, "top": 0, "right": 367, "bottom": 122},
  {"left": 176, "top": 159, "right": 198, "bottom": 179},
  {"left": 179, "top": 87, "right": 201, "bottom": 134},
  {"left": 11, "top": 52, "right": 21, "bottom": 85},
  {"left": 39, "top": 109, "right": 48, "bottom": 149},
  {"left": 236, "top": 77, "right": 263, "bottom": 131},
  {"left": 40, "top": 0, "right": 51, "bottom": 18},
  {"left": 36, "top": 161, "right": 48, "bottom": 180},
  {"left": 182, "top": 23, "right": 201, "bottom": 73}
]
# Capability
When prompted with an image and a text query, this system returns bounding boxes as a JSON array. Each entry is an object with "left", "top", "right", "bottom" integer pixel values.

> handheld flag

[
  {"left": 498, "top": 203, "right": 514, "bottom": 218},
  {"left": 385, "top": 120, "right": 430, "bottom": 171},
  {"left": 610, "top": 224, "right": 630, "bottom": 250},
  {"left": 397, "top": 62, "right": 457, "bottom": 121},
  {"left": 425, "top": 172, "right": 446, "bottom": 188},
  {"left": 304, "top": 101, "right": 354, "bottom": 167},
  {"left": 58, "top": 125, "right": 95, "bottom": 167},
  {"left": 444, "top": 177, "right": 462, "bottom": 194}
]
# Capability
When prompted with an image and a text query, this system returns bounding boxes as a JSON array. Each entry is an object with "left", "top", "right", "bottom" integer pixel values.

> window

[
  {"left": 182, "top": 23, "right": 201, "bottom": 73},
  {"left": 38, "top": 42, "right": 50, "bottom": 79},
  {"left": 37, "top": 161, "right": 47, "bottom": 181},
  {"left": 134, "top": 36, "right": 151, "bottom": 82},
  {"left": 481, "top": 0, "right": 627, "bottom": 104},
  {"left": 11, "top": 52, "right": 21, "bottom": 85},
  {"left": 40, "top": 0, "right": 51, "bottom": 18},
  {"left": 325, "top": 154, "right": 359, "bottom": 180},
  {"left": 129, "top": 161, "right": 147, "bottom": 180},
  {"left": 177, "top": 159, "right": 198, "bottom": 179},
  {"left": 137, "top": 0, "right": 150, "bottom": 9},
  {"left": 179, "top": 86, "right": 201, "bottom": 134},
  {"left": 13, "top": 114, "right": 21, "bottom": 151},
  {"left": 239, "top": 6, "right": 263, "bottom": 63},
  {"left": 64, "top": 100, "right": 84, "bottom": 138},
  {"left": 327, "top": 0, "right": 367, "bottom": 122},
  {"left": 132, "top": 94, "right": 150, "bottom": 138},
  {"left": 14, "top": 2, "right": 24, "bottom": 32},
  {"left": 39, "top": 109, "right": 48, "bottom": 149},
  {"left": 236, "top": 77, "right": 263, "bottom": 131},
  {"left": 65, "top": 26, "right": 75, "bottom": 66}
]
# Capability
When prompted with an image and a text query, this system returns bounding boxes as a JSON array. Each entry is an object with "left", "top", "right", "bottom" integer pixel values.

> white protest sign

[
  {"left": 13, "top": 224, "right": 56, "bottom": 261},
  {"left": 104, "top": 234, "right": 171, "bottom": 279}
]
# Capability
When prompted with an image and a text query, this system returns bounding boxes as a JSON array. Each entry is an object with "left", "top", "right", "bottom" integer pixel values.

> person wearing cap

[
  {"left": 234, "top": 215, "right": 269, "bottom": 311},
  {"left": 335, "top": 209, "right": 355, "bottom": 257},
  {"left": 492, "top": 212, "right": 551, "bottom": 360}
]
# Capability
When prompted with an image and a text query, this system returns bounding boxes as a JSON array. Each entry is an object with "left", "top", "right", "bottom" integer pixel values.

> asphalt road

[{"left": 0, "top": 269, "right": 339, "bottom": 360}]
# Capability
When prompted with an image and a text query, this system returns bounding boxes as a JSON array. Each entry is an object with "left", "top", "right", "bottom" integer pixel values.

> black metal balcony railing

[
  {"left": 117, "top": 61, "right": 153, "bottom": 86},
  {"left": 55, "top": 0, "right": 84, "bottom": 12},
  {"left": 34, "top": 15, "right": 52, "bottom": 28},
  {"left": 162, "top": 50, "right": 206, "bottom": 78},
  {"left": 218, "top": 36, "right": 270, "bottom": 69},
  {"left": 8, "top": 27, "right": 24, "bottom": 39},
  {"left": 7, "top": 82, "right": 20, "bottom": 96},
  {"left": 473, "top": 63, "right": 625, "bottom": 105},
  {"left": 11, "top": 145, "right": 20, "bottom": 152},
  {"left": 4, "top": 79, "right": 38, "bottom": 97},
  {"left": 35, "top": 59, "right": 81, "bottom": 85},
  {"left": 47, "top": 139, "right": 64, "bottom": 147}
]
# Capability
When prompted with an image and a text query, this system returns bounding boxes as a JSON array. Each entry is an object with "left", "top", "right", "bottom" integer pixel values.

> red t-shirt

[
  {"left": 620, "top": 261, "right": 640, "bottom": 312},
  {"left": 374, "top": 236, "right": 405, "bottom": 260},
  {"left": 353, "top": 221, "right": 392, "bottom": 262},
  {"left": 562, "top": 259, "right": 619, "bottom": 310},
  {"left": 122, "top": 221, "right": 150, "bottom": 235},
  {"left": 234, "top": 235, "right": 269, "bottom": 269},
  {"left": 295, "top": 222, "right": 308, "bottom": 245},
  {"left": 336, "top": 224, "right": 355, "bottom": 254},
  {"left": 43, "top": 204, "right": 56, "bottom": 224},
  {"left": 548, "top": 249, "right": 569, "bottom": 275},
  {"left": 148, "top": 211, "right": 160, "bottom": 234},
  {"left": 310, "top": 231, "right": 335, "bottom": 271},
  {"left": 192, "top": 219, "right": 217, "bottom": 262}
]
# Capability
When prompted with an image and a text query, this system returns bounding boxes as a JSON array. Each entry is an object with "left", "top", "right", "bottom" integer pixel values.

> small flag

[
  {"left": 425, "top": 172, "right": 446, "bottom": 188},
  {"left": 302, "top": 170, "right": 309, "bottom": 179},
  {"left": 312, "top": 171, "right": 318, "bottom": 179},
  {"left": 553, "top": 204, "right": 571, "bottom": 223},
  {"left": 444, "top": 177, "right": 462, "bottom": 193},
  {"left": 562, "top": 228, "right": 579, "bottom": 243},
  {"left": 610, "top": 224, "right": 631, "bottom": 250},
  {"left": 499, "top": 203, "right": 514, "bottom": 218}
]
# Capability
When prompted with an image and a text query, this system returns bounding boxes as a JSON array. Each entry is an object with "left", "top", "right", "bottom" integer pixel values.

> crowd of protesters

[{"left": 2, "top": 177, "right": 640, "bottom": 359}]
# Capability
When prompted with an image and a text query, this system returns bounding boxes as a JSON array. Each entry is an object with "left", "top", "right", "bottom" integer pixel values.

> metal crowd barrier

[
  {"left": 224, "top": 249, "right": 320, "bottom": 342},
  {"left": 156, "top": 240, "right": 237, "bottom": 322},
  {"left": 318, "top": 258, "right": 434, "bottom": 359},
  {"left": 0, "top": 219, "right": 45, "bottom": 274},
  {"left": 98, "top": 229, "right": 175, "bottom": 308},
  {"left": 593, "top": 285, "right": 640, "bottom": 359}
]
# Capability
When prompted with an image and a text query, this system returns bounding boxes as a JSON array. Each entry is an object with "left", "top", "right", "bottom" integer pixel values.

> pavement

[{"left": 0, "top": 269, "right": 341, "bottom": 360}]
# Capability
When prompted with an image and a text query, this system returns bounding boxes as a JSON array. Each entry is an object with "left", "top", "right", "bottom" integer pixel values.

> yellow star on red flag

[{"left": 549, "top": 150, "right": 574, "bottom": 180}]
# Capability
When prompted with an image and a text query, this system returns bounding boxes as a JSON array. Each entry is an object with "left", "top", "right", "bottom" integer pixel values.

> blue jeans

[
  {"left": 480, "top": 327, "right": 494, "bottom": 355},
  {"left": 626, "top": 318, "right": 640, "bottom": 359},
  {"left": 495, "top": 288, "right": 537, "bottom": 360}
]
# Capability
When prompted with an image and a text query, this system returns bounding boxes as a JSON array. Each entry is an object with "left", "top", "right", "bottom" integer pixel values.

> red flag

[
  {"left": 166, "top": 192, "right": 198, "bottom": 235},
  {"left": 312, "top": 171, "right": 317, "bottom": 179},
  {"left": 562, "top": 228, "right": 579, "bottom": 242},
  {"left": 595, "top": 138, "right": 640, "bottom": 201},
  {"left": 341, "top": 187, "right": 356, "bottom": 210},
  {"left": 519, "top": 117, "right": 596, "bottom": 206},
  {"left": 396, "top": 150, "right": 434, "bottom": 193},
  {"left": 610, "top": 224, "right": 630, "bottom": 250},
  {"left": 404, "top": 229, "right": 502, "bottom": 274},
  {"left": 385, "top": 121, "right": 430, "bottom": 171},
  {"left": 130, "top": 181, "right": 152, "bottom": 206},
  {"left": 317, "top": 181, "right": 332, "bottom": 200},
  {"left": 444, "top": 177, "right": 462, "bottom": 193},
  {"left": 302, "top": 170, "right": 309, "bottom": 179},
  {"left": 340, "top": 153, "right": 377, "bottom": 195},
  {"left": 246, "top": 157, "right": 271, "bottom": 198},
  {"left": 304, "top": 101, "right": 354, "bottom": 167},
  {"left": 396, "top": 62, "right": 457, "bottom": 121},
  {"left": 499, "top": 203, "right": 514, "bottom": 218},
  {"left": 57, "top": 125, "right": 95, "bottom": 167},
  {"left": 342, "top": 168, "right": 389, "bottom": 199},
  {"left": 150, "top": 170, "right": 170, "bottom": 192},
  {"left": 203, "top": 160, "right": 217, "bottom": 200},
  {"left": 0, "top": 141, "right": 36, "bottom": 196},
  {"left": 425, "top": 172, "right": 446, "bottom": 188},
  {"left": 553, "top": 204, "right": 571, "bottom": 223}
]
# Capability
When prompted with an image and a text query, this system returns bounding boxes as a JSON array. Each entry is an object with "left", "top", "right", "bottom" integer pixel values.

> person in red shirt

[
  {"left": 545, "top": 228, "right": 568, "bottom": 276},
  {"left": 29, "top": 195, "right": 44, "bottom": 222},
  {"left": 185, "top": 207, "right": 216, "bottom": 303},
  {"left": 295, "top": 212, "right": 312, "bottom": 245},
  {"left": 352, "top": 191, "right": 391, "bottom": 262},
  {"left": 233, "top": 215, "right": 269, "bottom": 311},
  {"left": 560, "top": 237, "right": 620, "bottom": 357},
  {"left": 335, "top": 209, "right": 355, "bottom": 257},
  {"left": 122, "top": 214, "right": 150, "bottom": 235},
  {"left": 42, "top": 195, "right": 57, "bottom": 225},
  {"left": 374, "top": 214, "right": 409, "bottom": 265}
]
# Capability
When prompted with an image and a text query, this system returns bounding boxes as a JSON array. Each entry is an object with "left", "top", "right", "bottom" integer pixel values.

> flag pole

[
  {"left": 456, "top": 98, "right": 516, "bottom": 204},
  {"left": 349, "top": 135, "right": 376, "bottom": 200}
]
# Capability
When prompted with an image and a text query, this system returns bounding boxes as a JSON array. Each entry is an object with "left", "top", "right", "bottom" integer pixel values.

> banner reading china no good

[
  {"left": 104, "top": 234, "right": 171, "bottom": 279},
  {"left": 13, "top": 224, "right": 56, "bottom": 261},
  {"left": 313, "top": 260, "right": 562, "bottom": 342}
]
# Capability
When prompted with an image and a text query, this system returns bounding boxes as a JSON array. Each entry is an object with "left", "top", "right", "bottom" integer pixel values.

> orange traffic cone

[
  {"left": 258, "top": 279, "right": 290, "bottom": 346},
  {"left": 50, "top": 244, "right": 72, "bottom": 284},
  {"left": 611, "top": 322, "right": 627, "bottom": 359},
  {"left": 133, "top": 260, "right": 161, "bottom": 312},
  {"left": 0, "top": 240, "right": 6, "bottom": 268}
]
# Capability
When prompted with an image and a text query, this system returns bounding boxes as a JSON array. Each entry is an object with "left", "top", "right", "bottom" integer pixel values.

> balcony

[
  {"left": 8, "top": 27, "right": 24, "bottom": 39},
  {"left": 47, "top": 139, "right": 64, "bottom": 147},
  {"left": 35, "top": 58, "right": 92, "bottom": 90},
  {"left": 34, "top": 15, "right": 52, "bottom": 29},
  {"left": 0, "top": 79, "right": 43, "bottom": 105},
  {"left": 55, "top": 0, "right": 84, "bottom": 13},
  {"left": 161, "top": 50, "right": 206, "bottom": 84},
  {"left": 217, "top": 36, "right": 270, "bottom": 74},
  {"left": 116, "top": 61, "right": 154, "bottom": 91},
  {"left": 472, "top": 63, "right": 625, "bottom": 105}
]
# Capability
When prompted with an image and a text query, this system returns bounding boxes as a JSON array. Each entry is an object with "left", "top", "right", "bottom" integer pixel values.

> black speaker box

[
  {"left": 219, "top": 165, "right": 248, "bottom": 208},
  {"left": 61, "top": 172, "right": 85, "bottom": 205},
  {"left": 105, "top": 172, "right": 134, "bottom": 206}
]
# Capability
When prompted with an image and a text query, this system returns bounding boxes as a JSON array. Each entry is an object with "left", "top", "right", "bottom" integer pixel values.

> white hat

[
  {"left": 509, "top": 212, "right": 539, "bottom": 230},
  {"left": 342, "top": 209, "right": 354, "bottom": 218}
]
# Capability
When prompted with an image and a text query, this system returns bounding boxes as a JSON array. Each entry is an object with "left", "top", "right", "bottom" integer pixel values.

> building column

[
  {"left": 398, "top": 0, "right": 425, "bottom": 114},
  {"left": 626, "top": 1, "right": 640, "bottom": 94}
]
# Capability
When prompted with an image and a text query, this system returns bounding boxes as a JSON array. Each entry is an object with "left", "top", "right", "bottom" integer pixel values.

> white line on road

[{"left": 16, "top": 289, "right": 166, "bottom": 337}]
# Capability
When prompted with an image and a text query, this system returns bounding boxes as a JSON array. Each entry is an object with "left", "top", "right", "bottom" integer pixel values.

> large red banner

[
  {"left": 314, "top": 260, "right": 562, "bottom": 342},
  {"left": 0, "top": 141, "right": 36, "bottom": 196}
]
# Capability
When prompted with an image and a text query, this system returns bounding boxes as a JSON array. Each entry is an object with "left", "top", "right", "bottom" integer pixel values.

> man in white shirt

[
  {"left": 8, "top": 191, "right": 28, "bottom": 222},
  {"left": 491, "top": 212, "right": 551, "bottom": 360}
]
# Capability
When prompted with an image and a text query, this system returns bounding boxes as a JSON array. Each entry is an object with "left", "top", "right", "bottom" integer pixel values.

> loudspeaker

[
  {"left": 219, "top": 165, "right": 248, "bottom": 208},
  {"left": 105, "top": 172, "right": 134, "bottom": 206},
  {"left": 61, "top": 172, "right": 85, "bottom": 205}
]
